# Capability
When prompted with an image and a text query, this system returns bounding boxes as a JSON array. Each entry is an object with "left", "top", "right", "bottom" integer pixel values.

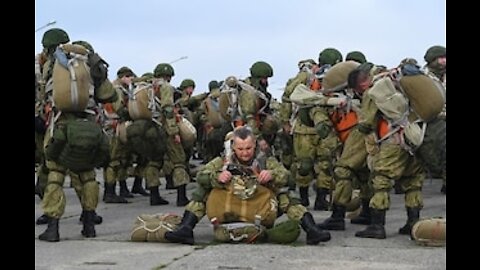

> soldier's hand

[
  {"left": 257, "top": 170, "right": 272, "bottom": 184},
  {"left": 174, "top": 134, "right": 181, "bottom": 144},
  {"left": 218, "top": 170, "right": 232, "bottom": 184},
  {"left": 315, "top": 123, "right": 331, "bottom": 139}
]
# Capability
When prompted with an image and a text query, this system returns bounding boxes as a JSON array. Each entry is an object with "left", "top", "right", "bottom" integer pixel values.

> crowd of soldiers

[{"left": 35, "top": 28, "right": 446, "bottom": 244}]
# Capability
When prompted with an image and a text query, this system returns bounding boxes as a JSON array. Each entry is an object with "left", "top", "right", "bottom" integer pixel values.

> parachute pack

[
  {"left": 367, "top": 65, "right": 446, "bottom": 150},
  {"left": 131, "top": 213, "right": 182, "bottom": 242},
  {"left": 206, "top": 183, "right": 278, "bottom": 228},
  {"left": 128, "top": 82, "right": 155, "bottom": 120},
  {"left": 52, "top": 44, "right": 93, "bottom": 112},
  {"left": 126, "top": 119, "right": 166, "bottom": 160}
]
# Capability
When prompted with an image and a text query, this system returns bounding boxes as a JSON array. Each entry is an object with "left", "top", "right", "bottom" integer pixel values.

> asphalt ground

[{"left": 35, "top": 168, "right": 446, "bottom": 270}]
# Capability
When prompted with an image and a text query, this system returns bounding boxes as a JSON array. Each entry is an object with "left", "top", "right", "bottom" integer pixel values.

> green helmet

[
  {"left": 72, "top": 40, "right": 94, "bottom": 53},
  {"left": 345, "top": 51, "right": 367, "bottom": 64},
  {"left": 116, "top": 66, "right": 136, "bottom": 78},
  {"left": 424, "top": 45, "right": 446, "bottom": 64},
  {"left": 208, "top": 80, "right": 219, "bottom": 91},
  {"left": 266, "top": 220, "right": 301, "bottom": 244},
  {"left": 250, "top": 61, "right": 274, "bottom": 78},
  {"left": 42, "top": 28, "right": 70, "bottom": 48},
  {"left": 142, "top": 72, "right": 154, "bottom": 79},
  {"left": 154, "top": 63, "right": 175, "bottom": 77},
  {"left": 179, "top": 78, "right": 196, "bottom": 90},
  {"left": 318, "top": 48, "right": 343, "bottom": 66}
]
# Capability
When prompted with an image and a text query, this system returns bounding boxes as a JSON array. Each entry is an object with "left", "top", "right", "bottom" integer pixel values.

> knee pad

[{"left": 297, "top": 158, "right": 314, "bottom": 176}]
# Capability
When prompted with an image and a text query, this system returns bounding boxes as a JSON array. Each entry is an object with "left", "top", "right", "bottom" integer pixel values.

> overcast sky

[{"left": 35, "top": 0, "right": 446, "bottom": 99}]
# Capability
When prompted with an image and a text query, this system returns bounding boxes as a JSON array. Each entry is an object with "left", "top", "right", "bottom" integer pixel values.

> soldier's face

[{"left": 233, "top": 136, "right": 256, "bottom": 163}]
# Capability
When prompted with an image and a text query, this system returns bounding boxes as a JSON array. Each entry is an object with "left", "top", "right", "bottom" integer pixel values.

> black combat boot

[
  {"left": 131, "top": 176, "right": 150, "bottom": 196},
  {"left": 398, "top": 207, "right": 420, "bottom": 236},
  {"left": 164, "top": 210, "right": 198, "bottom": 245},
  {"left": 149, "top": 186, "right": 169, "bottom": 205},
  {"left": 299, "top": 186, "right": 310, "bottom": 207},
  {"left": 176, "top": 184, "right": 190, "bottom": 206},
  {"left": 350, "top": 199, "right": 372, "bottom": 225},
  {"left": 300, "top": 212, "right": 331, "bottom": 245},
  {"left": 79, "top": 210, "right": 103, "bottom": 225},
  {"left": 354, "top": 209, "right": 386, "bottom": 239},
  {"left": 81, "top": 210, "right": 96, "bottom": 238},
  {"left": 39, "top": 217, "right": 60, "bottom": 242},
  {"left": 318, "top": 204, "right": 346, "bottom": 230},
  {"left": 36, "top": 214, "right": 49, "bottom": 225},
  {"left": 165, "top": 174, "right": 176, "bottom": 190},
  {"left": 103, "top": 183, "right": 129, "bottom": 203},
  {"left": 314, "top": 188, "right": 330, "bottom": 211},
  {"left": 119, "top": 180, "right": 134, "bottom": 198}
]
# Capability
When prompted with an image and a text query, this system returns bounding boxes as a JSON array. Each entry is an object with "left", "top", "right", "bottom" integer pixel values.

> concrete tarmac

[{"left": 35, "top": 171, "right": 446, "bottom": 270}]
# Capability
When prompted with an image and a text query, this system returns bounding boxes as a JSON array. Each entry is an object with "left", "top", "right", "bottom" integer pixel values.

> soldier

[
  {"left": 38, "top": 29, "right": 117, "bottom": 241},
  {"left": 349, "top": 64, "right": 427, "bottom": 239},
  {"left": 200, "top": 80, "right": 232, "bottom": 162},
  {"left": 345, "top": 51, "right": 367, "bottom": 64},
  {"left": 165, "top": 126, "right": 330, "bottom": 245},
  {"left": 421, "top": 45, "right": 446, "bottom": 194},
  {"left": 318, "top": 63, "right": 377, "bottom": 231}
]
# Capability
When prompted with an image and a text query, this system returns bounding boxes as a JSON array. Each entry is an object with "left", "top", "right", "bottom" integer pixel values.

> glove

[
  {"left": 315, "top": 123, "right": 331, "bottom": 139},
  {"left": 357, "top": 123, "right": 373, "bottom": 134}
]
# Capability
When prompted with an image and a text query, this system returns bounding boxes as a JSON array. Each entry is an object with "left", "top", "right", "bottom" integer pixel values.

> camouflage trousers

[
  {"left": 293, "top": 131, "right": 340, "bottom": 190},
  {"left": 104, "top": 135, "right": 134, "bottom": 185},
  {"left": 332, "top": 128, "right": 373, "bottom": 206},
  {"left": 368, "top": 138, "right": 425, "bottom": 210},
  {"left": 42, "top": 160, "right": 99, "bottom": 218}
]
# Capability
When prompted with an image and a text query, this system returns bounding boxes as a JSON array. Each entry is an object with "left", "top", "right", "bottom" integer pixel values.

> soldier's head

[
  {"left": 42, "top": 28, "right": 70, "bottom": 49},
  {"left": 348, "top": 62, "right": 374, "bottom": 95},
  {"left": 117, "top": 66, "right": 136, "bottom": 78},
  {"left": 297, "top": 59, "right": 317, "bottom": 72},
  {"left": 250, "top": 61, "right": 273, "bottom": 88},
  {"left": 318, "top": 48, "right": 343, "bottom": 67},
  {"left": 154, "top": 63, "right": 175, "bottom": 81},
  {"left": 208, "top": 80, "right": 220, "bottom": 91},
  {"left": 232, "top": 126, "right": 256, "bottom": 163},
  {"left": 424, "top": 45, "right": 446, "bottom": 64},
  {"left": 424, "top": 45, "right": 446, "bottom": 72},
  {"left": 179, "top": 79, "right": 195, "bottom": 95},
  {"left": 345, "top": 51, "right": 367, "bottom": 64},
  {"left": 116, "top": 66, "right": 136, "bottom": 85},
  {"left": 72, "top": 40, "right": 94, "bottom": 53}
]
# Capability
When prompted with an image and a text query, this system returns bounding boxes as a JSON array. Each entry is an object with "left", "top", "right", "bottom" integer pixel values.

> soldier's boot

[
  {"left": 119, "top": 180, "right": 134, "bottom": 198},
  {"left": 350, "top": 199, "right": 372, "bottom": 225},
  {"left": 176, "top": 184, "right": 190, "bottom": 207},
  {"left": 79, "top": 210, "right": 103, "bottom": 225},
  {"left": 313, "top": 188, "right": 330, "bottom": 211},
  {"left": 39, "top": 217, "right": 60, "bottom": 242},
  {"left": 354, "top": 209, "right": 386, "bottom": 239},
  {"left": 36, "top": 214, "right": 49, "bottom": 225},
  {"left": 300, "top": 212, "right": 331, "bottom": 245},
  {"left": 299, "top": 186, "right": 310, "bottom": 207},
  {"left": 81, "top": 210, "right": 96, "bottom": 238},
  {"left": 398, "top": 207, "right": 420, "bottom": 236},
  {"left": 317, "top": 204, "right": 346, "bottom": 230},
  {"left": 103, "top": 183, "right": 129, "bottom": 203},
  {"left": 149, "top": 186, "right": 169, "bottom": 205},
  {"left": 394, "top": 181, "right": 404, "bottom": 194},
  {"left": 131, "top": 176, "right": 150, "bottom": 196},
  {"left": 164, "top": 210, "right": 198, "bottom": 245},
  {"left": 165, "top": 174, "right": 176, "bottom": 190}
]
